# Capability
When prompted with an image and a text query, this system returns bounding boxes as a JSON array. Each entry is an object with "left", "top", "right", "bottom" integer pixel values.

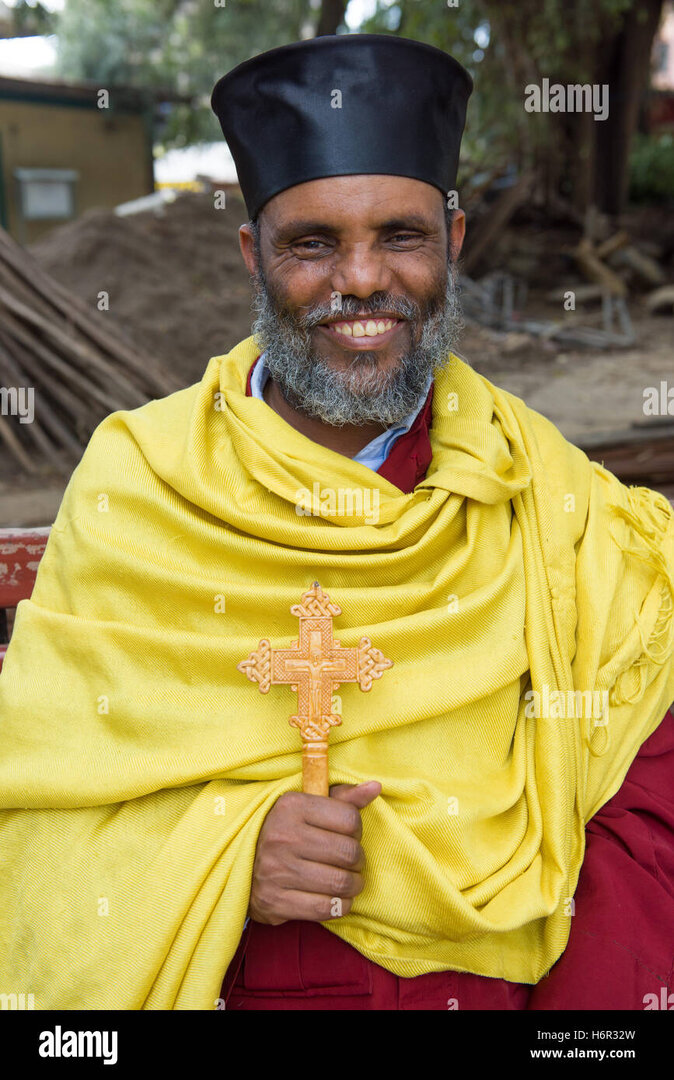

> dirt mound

[{"left": 29, "top": 191, "right": 256, "bottom": 388}]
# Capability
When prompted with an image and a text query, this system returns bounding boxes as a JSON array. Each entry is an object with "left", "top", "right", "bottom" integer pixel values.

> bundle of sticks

[{"left": 0, "top": 224, "right": 182, "bottom": 477}]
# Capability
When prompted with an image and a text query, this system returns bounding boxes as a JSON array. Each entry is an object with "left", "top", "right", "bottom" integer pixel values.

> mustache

[
  {"left": 257, "top": 278, "right": 435, "bottom": 332},
  {"left": 298, "top": 292, "right": 422, "bottom": 328}
]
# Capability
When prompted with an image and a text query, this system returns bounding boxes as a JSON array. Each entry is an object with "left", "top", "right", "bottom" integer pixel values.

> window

[{"left": 14, "top": 167, "right": 78, "bottom": 221}]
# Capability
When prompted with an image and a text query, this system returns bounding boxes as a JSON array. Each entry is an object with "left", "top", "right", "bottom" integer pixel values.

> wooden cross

[{"left": 237, "top": 582, "right": 393, "bottom": 795}]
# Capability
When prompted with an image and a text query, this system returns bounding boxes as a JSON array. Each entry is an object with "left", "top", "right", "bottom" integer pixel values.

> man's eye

[{"left": 292, "top": 234, "right": 421, "bottom": 250}]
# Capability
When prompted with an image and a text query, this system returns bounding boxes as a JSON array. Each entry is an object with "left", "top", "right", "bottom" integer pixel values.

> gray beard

[{"left": 249, "top": 260, "right": 464, "bottom": 427}]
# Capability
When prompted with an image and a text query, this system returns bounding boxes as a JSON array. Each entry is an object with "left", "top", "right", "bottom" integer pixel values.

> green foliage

[
  {"left": 361, "top": 0, "right": 655, "bottom": 203},
  {"left": 54, "top": 0, "right": 317, "bottom": 146},
  {"left": 8, "top": 0, "right": 56, "bottom": 36},
  {"left": 360, "top": 1, "right": 524, "bottom": 180},
  {"left": 629, "top": 132, "right": 674, "bottom": 204}
]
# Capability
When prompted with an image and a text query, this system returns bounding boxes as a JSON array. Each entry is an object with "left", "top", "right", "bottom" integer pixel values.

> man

[{"left": 0, "top": 34, "right": 673, "bottom": 1012}]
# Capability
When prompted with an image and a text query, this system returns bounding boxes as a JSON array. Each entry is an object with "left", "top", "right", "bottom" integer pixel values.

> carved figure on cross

[{"left": 237, "top": 581, "right": 393, "bottom": 794}]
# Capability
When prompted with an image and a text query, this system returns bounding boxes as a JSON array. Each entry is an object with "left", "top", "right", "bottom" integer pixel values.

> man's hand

[{"left": 247, "top": 781, "right": 382, "bottom": 926}]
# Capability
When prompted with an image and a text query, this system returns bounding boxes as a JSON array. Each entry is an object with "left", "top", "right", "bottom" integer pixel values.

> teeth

[{"left": 331, "top": 318, "right": 397, "bottom": 337}]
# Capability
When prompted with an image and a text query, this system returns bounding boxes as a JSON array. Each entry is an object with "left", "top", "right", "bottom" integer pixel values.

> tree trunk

[
  {"left": 315, "top": 0, "right": 347, "bottom": 36},
  {"left": 594, "top": 0, "right": 663, "bottom": 215},
  {"left": 478, "top": 0, "right": 664, "bottom": 217}
]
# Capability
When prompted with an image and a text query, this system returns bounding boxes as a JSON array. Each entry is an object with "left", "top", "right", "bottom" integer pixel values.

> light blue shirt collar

[{"left": 250, "top": 351, "right": 431, "bottom": 472}]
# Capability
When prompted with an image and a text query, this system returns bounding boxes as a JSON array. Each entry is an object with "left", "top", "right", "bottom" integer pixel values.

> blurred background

[{"left": 0, "top": 0, "right": 673, "bottom": 528}]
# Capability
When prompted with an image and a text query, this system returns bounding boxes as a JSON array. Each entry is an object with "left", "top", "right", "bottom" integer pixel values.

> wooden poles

[{"left": 0, "top": 224, "right": 182, "bottom": 477}]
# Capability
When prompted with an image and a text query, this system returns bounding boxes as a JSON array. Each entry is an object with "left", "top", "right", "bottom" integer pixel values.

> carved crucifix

[{"left": 237, "top": 582, "right": 393, "bottom": 795}]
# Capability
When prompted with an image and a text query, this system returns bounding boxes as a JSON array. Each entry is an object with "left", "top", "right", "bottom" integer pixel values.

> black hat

[{"left": 211, "top": 34, "right": 472, "bottom": 221}]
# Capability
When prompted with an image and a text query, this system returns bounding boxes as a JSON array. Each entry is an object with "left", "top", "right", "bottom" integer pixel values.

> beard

[{"left": 249, "top": 255, "right": 464, "bottom": 427}]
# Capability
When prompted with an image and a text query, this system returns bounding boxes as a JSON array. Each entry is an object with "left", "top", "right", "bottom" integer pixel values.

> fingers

[
  {"left": 249, "top": 786, "right": 380, "bottom": 926},
  {"left": 329, "top": 781, "right": 382, "bottom": 810},
  {"left": 255, "top": 888, "right": 355, "bottom": 924},
  {"left": 296, "top": 825, "right": 365, "bottom": 871},
  {"left": 297, "top": 782, "right": 382, "bottom": 836},
  {"left": 294, "top": 791, "right": 365, "bottom": 839},
  {"left": 270, "top": 857, "right": 363, "bottom": 899}
]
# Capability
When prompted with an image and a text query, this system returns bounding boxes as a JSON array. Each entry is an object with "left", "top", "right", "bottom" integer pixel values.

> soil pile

[{"left": 29, "top": 191, "right": 256, "bottom": 388}]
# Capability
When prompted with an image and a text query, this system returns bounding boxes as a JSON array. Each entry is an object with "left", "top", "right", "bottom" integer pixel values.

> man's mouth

[
  {"left": 324, "top": 317, "right": 401, "bottom": 338},
  {"left": 317, "top": 315, "right": 406, "bottom": 348}
]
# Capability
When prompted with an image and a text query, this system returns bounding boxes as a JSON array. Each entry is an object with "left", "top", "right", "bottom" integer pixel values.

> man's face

[{"left": 239, "top": 175, "right": 465, "bottom": 427}]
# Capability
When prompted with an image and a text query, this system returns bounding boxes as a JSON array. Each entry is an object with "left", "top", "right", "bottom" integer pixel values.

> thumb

[{"left": 329, "top": 780, "right": 382, "bottom": 808}]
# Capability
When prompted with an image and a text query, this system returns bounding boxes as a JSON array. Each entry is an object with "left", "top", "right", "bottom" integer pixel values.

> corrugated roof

[{"left": 0, "top": 73, "right": 189, "bottom": 108}]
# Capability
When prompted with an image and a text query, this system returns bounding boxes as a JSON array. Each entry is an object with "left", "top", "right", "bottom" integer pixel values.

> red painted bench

[{"left": 0, "top": 527, "right": 51, "bottom": 672}]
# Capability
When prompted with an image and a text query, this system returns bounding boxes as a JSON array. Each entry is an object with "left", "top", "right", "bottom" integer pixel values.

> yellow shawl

[{"left": 1, "top": 335, "right": 673, "bottom": 1008}]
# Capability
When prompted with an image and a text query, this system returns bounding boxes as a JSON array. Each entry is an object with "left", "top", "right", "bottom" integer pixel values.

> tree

[
  {"left": 54, "top": 0, "right": 323, "bottom": 146},
  {"left": 316, "top": 0, "right": 347, "bottom": 36},
  {"left": 362, "top": 0, "right": 665, "bottom": 217},
  {"left": 476, "top": 0, "right": 664, "bottom": 216},
  {"left": 593, "top": 0, "right": 664, "bottom": 213},
  {"left": 0, "top": 0, "right": 55, "bottom": 38}
]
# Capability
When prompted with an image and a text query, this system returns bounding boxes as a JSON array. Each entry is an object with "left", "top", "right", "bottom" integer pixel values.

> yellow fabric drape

[{"left": 1, "top": 335, "right": 673, "bottom": 1008}]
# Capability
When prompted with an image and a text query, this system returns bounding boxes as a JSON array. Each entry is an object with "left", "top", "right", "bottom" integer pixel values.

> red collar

[{"left": 245, "top": 356, "right": 432, "bottom": 494}]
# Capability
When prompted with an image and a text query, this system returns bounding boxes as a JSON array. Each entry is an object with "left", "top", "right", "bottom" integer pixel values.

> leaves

[{"left": 54, "top": 0, "right": 318, "bottom": 147}]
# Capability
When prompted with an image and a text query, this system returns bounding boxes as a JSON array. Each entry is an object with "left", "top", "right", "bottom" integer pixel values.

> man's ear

[
  {"left": 239, "top": 223, "right": 258, "bottom": 277},
  {"left": 449, "top": 209, "right": 465, "bottom": 262}
]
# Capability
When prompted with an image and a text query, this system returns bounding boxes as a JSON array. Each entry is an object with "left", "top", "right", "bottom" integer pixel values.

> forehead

[{"left": 260, "top": 174, "right": 446, "bottom": 231}]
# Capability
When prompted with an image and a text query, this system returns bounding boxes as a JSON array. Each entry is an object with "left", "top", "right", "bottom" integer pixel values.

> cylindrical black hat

[{"left": 211, "top": 34, "right": 472, "bottom": 221}]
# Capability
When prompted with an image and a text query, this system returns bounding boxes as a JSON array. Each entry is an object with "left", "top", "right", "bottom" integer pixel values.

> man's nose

[{"left": 330, "top": 247, "right": 393, "bottom": 299}]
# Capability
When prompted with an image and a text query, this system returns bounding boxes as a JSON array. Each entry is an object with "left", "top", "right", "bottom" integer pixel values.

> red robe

[{"left": 221, "top": 363, "right": 674, "bottom": 1010}]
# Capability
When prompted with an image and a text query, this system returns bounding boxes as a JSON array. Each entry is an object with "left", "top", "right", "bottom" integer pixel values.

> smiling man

[
  {"left": 241, "top": 172, "right": 463, "bottom": 454},
  {"left": 0, "top": 34, "right": 673, "bottom": 1014}
]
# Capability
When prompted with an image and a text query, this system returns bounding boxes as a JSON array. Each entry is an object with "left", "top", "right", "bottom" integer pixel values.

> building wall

[{"left": 0, "top": 97, "right": 153, "bottom": 243}]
